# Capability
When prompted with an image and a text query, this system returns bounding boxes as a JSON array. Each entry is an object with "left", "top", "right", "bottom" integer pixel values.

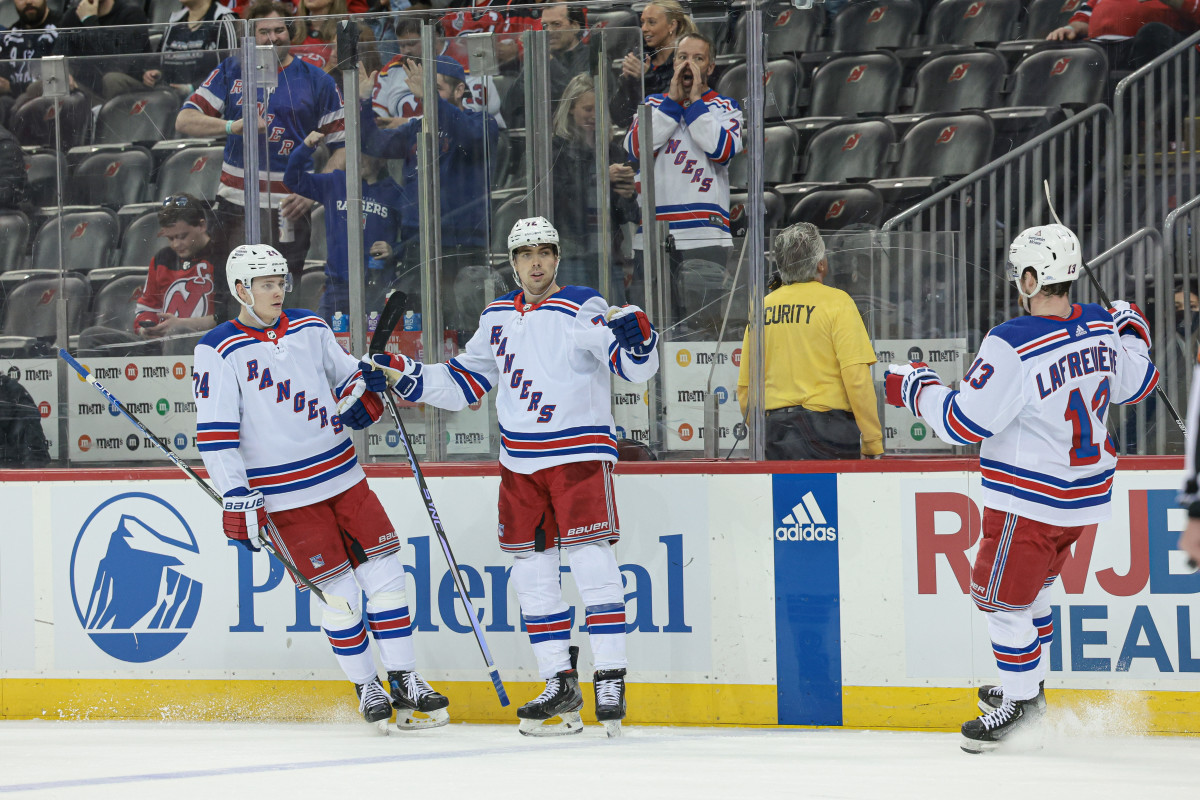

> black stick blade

[{"left": 370, "top": 290, "right": 408, "bottom": 355}]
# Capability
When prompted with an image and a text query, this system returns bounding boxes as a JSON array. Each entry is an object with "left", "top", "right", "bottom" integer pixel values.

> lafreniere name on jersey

[{"left": 1034, "top": 343, "right": 1118, "bottom": 399}]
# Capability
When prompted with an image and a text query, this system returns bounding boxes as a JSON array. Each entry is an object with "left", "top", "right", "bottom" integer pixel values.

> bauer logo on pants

[{"left": 69, "top": 493, "right": 203, "bottom": 663}]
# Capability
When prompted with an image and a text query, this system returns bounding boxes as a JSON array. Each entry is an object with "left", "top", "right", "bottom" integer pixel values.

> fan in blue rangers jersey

[
  {"left": 885, "top": 224, "right": 1159, "bottom": 754},
  {"left": 192, "top": 244, "right": 449, "bottom": 732},
  {"left": 357, "top": 217, "right": 660, "bottom": 738}
]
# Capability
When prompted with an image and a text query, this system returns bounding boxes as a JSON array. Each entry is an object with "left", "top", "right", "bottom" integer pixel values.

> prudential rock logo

[{"left": 70, "top": 493, "right": 203, "bottom": 663}]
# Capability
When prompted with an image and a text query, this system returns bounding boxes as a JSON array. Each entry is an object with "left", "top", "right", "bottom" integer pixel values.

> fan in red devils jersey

[{"left": 78, "top": 194, "right": 232, "bottom": 356}]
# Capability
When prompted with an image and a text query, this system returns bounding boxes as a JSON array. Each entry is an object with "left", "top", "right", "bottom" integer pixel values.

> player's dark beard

[{"left": 19, "top": 3, "right": 45, "bottom": 24}]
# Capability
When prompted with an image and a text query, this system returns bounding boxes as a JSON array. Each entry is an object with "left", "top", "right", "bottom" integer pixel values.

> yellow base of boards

[{"left": 2, "top": 680, "right": 1197, "bottom": 734}]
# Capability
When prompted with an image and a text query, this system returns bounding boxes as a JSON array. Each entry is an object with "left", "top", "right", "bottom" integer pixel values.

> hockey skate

[
  {"left": 387, "top": 670, "right": 450, "bottom": 731},
  {"left": 593, "top": 668, "right": 627, "bottom": 738},
  {"left": 517, "top": 646, "right": 584, "bottom": 737},
  {"left": 960, "top": 697, "right": 1040, "bottom": 753},
  {"left": 976, "top": 680, "right": 1046, "bottom": 715},
  {"left": 356, "top": 678, "right": 394, "bottom": 734}
]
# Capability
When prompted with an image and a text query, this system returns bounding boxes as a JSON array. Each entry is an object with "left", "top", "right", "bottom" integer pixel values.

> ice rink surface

[{"left": 0, "top": 713, "right": 1195, "bottom": 800}]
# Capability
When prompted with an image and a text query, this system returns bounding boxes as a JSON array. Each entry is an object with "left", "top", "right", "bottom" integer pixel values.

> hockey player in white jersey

[
  {"left": 358, "top": 217, "right": 661, "bottom": 736},
  {"left": 193, "top": 244, "right": 449, "bottom": 732},
  {"left": 884, "top": 225, "right": 1159, "bottom": 753}
]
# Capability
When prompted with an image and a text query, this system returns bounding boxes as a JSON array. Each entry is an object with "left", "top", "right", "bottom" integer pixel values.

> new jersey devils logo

[
  {"left": 841, "top": 133, "right": 861, "bottom": 151},
  {"left": 1051, "top": 57, "right": 1072, "bottom": 76},
  {"left": 105, "top": 161, "right": 122, "bottom": 178},
  {"left": 935, "top": 125, "right": 958, "bottom": 144},
  {"left": 867, "top": 7, "right": 887, "bottom": 23},
  {"left": 948, "top": 63, "right": 971, "bottom": 82},
  {"left": 776, "top": 9, "right": 793, "bottom": 26},
  {"left": 846, "top": 65, "right": 868, "bottom": 83},
  {"left": 163, "top": 274, "right": 214, "bottom": 318},
  {"left": 43, "top": 105, "right": 56, "bottom": 122},
  {"left": 189, "top": 156, "right": 209, "bottom": 174},
  {"left": 70, "top": 222, "right": 89, "bottom": 239},
  {"left": 963, "top": 1, "right": 984, "bottom": 18},
  {"left": 731, "top": 203, "right": 746, "bottom": 221},
  {"left": 1060, "top": 0, "right": 1081, "bottom": 11},
  {"left": 826, "top": 200, "right": 846, "bottom": 220},
  {"left": 40, "top": 289, "right": 56, "bottom": 305},
  {"left": 129, "top": 100, "right": 148, "bottom": 115}
]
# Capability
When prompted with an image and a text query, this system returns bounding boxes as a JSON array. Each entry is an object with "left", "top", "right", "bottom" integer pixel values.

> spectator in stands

[
  {"left": 439, "top": 0, "right": 545, "bottom": 69},
  {"left": 736, "top": 222, "right": 883, "bottom": 460},
  {"left": 55, "top": 0, "right": 151, "bottom": 103},
  {"left": 359, "top": 55, "right": 498, "bottom": 331},
  {"left": 501, "top": 1, "right": 590, "bottom": 127},
  {"left": 78, "top": 194, "right": 232, "bottom": 356},
  {"left": 1047, "top": 0, "right": 1199, "bottom": 70},
  {"left": 551, "top": 73, "right": 638, "bottom": 301},
  {"left": 371, "top": 18, "right": 502, "bottom": 128},
  {"left": 0, "top": 0, "right": 62, "bottom": 126},
  {"left": 611, "top": 0, "right": 697, "bottom": 127},
  {"left": 288, "top": 0, "right": 380, "bottom": 74},
  {"left": 133, "top": 0, "right": 239, "bottom": 99},
  {"left": 622, "top": 32, "right": 741, "bottom": 316},
  {"left": 175, "top": 0, "right": 346, "bottom": 281},
  {"left": 284, "top": 124, "right": 404, "bottom": 322}
]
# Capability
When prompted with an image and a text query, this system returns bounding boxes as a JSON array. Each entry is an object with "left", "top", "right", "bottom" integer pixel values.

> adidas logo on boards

[{"left": 775, "top": 491, "right": 837, "bottom": 541}]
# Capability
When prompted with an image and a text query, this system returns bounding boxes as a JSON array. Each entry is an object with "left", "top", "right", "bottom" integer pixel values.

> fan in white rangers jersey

[
  {"left": 192, "top": 244, "right": 449, "bottom": 732},
  {"left": 358, "top": 217, "right": 661, "bottom": 737},
  {"left": 885, "top": 224, "right": 1159, "bottom": 753}
]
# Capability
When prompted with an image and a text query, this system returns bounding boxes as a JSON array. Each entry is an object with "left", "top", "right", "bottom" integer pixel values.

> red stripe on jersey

[{"left": 249, "top": 446, "right": 357, "bottom": 489}]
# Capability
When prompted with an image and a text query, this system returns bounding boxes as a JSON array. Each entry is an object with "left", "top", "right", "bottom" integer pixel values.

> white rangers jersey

[
  {"left": 193, "top": 310, "right": 367, "bottom": 511},
  {"left": 371, "top": 53, "right": 502, "bottom": 125},
  {"left": 407, "top": 286, "right": 660, "bottom": 473},
  {"left": 623, "top": 90, "right": 743, "bottom": 251},
  {"left": 916, "top": 303, "right": 1159, "bottom": 525}
]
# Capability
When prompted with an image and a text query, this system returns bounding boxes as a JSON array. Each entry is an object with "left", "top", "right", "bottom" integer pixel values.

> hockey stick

[
  {"left": 367, "top": 292, "right": 511, "bottom": 707},
  {"left": 57, "top": 348, "right": 352, "bottom": 613},
  {"left": 1042, "top": 181, "right": 1186, "bottom": 434}
]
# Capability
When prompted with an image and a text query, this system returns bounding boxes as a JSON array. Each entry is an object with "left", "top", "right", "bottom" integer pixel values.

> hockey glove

[
  {"left": 885, "top": 362, "right": 944, "bottom": 417},
  {"left": 1109, "top": 301, "right": 1151, "bottom": 348},
  {"left": 609, "top": 305, "right": 658, "bottom": 357},
  {"left": 222, "top": 487, "right": 266, "bottom": 552},
  {"left": 336, "top": 380, "right": 383, "bottom": 430},
  {"left": 358, "top": 352, "right": 419, "bottom": 392}
]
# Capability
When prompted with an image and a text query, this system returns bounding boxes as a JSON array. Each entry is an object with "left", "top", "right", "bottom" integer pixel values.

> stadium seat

[
  {"left": 88, "top": 273, "right": 145, "bottom": 332},
  {"left": 762, "top": 6, "right": 824, "bottom": 57},
  {"left": 589, "top": 9, "right": 640, "bottom": 60},
  {"left": 9, "top": 93, "right": 92, "bottom": 150},
  {"left": 784, "top": 183, "right": 886, "bottom": 230},
  {"left": 870, "top": 110, "right": 994, "bottom": 200},
  {"left": 1007, "top": 44, "right": 1109, "bottom": 108},
  {"left": 30, "top": 209, "right": 120, "bottom": 273},
  {"left": 0, "top": 212, "right": 30, "bottom": 273},
  {"left": 67, "top": 147, "right": 154, "bottom": 208},
  {"left": 0, "top": 272, "right": 89, "bottom": 357},
  {"left": 729, "top": 189, "right": 786, "bottom": 238},
  {"left": 795, "top": 118, "right": 896, "bottom": 183},
  {"left": 911, "top": 49, "right": 1007, "bottom": 113},
  {"left": 714, "top": 58, "right": 801, "bottom": 120},
  {"left": 94, "top": 90, "right": 180, "bottom": 146},
  {"left": 694, "top": 16, "right": 734, "bottom": 55},
  {"left": 118, "top": 211, "right": 165, "bottom": 268},
  {"left": 923, "top": 0, "right": 1021, "bottom": 46},
  {"left": 86, "top": 265, "right": 148, "bottom": 302},
  {"left": 23, "top": 148, "right": 67, "bottom": 207},
  {"left": 1021, "top": 0, "right": 1085, "bottom": 40},
  {"left": 307, "top": 204, "right": 327, "bottom": 263},
  {"left": 156, "top": 145, "right": 224, "bottom": 203},
  {"left": 676, "top": 256, "right": 747, "bottom": 336},
  {"left": 831, "top": 0, "right": 922, "bottom": 52},
  {"left": 728, "top": 124, "right": 800, "bottom": 188},
  {"left": 298, "top": 263, "right": 326, "bottom": 312},
  {"left": 805, "top": 51, "right": 903, "bottom": 119},
  {"left": 491, "top": 195, "right": 525, "bottom": 256}
]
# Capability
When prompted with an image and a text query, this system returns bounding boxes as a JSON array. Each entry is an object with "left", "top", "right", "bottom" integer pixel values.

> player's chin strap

[{"left": 236, "top": 284, "right": 279, "bottom": 329}]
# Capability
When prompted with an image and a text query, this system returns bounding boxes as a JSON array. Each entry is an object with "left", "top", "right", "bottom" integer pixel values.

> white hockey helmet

[
  {"left": 508, "top": 216, "right": 560, "bottom": 263},
  {"left": 227, "top": 244, "right": 292, "bottom": 309},
  {"left": 1007, "top": 224, "right": 1082, "bottom": 302}
]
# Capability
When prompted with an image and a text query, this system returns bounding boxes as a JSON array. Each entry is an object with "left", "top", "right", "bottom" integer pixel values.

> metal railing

[
  {"left": 1113, "top": 30, "right": 1200, "bottom": 241},
  {"left": 883, "top": 103, "right": 1116, "bottom": 347},
  {"left": 1162, "top": 194, "right": 1200, "bottom": 422}
]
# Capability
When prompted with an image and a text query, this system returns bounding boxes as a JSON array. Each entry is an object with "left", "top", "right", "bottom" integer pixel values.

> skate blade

[
  {"left": 374, "top": 718, "right": 392, "bottom": 735},
  {"left": 959, "top": 735, "right": 998, "bottom": 754},
  {"left": 395, "top": 707, "right": 450, "bottom": 731},
  {"left": 517, "top": 711, "right": 584, "bottom": 737},
  {"left": 602, "top": 719, "right": 623, "bottom": 738}
]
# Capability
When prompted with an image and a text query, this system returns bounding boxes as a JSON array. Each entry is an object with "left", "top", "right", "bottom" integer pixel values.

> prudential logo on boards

[
  {"left": 69, "top": 492, "right": 203, "bottom": 663},
  {"left": 775, "top": 489, "right": 837, "bottom": 541}
]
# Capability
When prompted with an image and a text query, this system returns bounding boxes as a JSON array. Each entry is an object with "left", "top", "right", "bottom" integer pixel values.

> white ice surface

[{"left": 0, "top": 718, "right": 1195, "bottom": 800}]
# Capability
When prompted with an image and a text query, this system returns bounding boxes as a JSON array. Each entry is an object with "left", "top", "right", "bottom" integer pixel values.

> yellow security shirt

[{"left": 737, "top": 280, "right": 882, "bottom": 454}]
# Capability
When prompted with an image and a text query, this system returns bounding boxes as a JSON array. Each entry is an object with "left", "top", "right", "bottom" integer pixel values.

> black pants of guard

[{"left": 765, "top": 406, "right": 861, "bottom": 461}]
